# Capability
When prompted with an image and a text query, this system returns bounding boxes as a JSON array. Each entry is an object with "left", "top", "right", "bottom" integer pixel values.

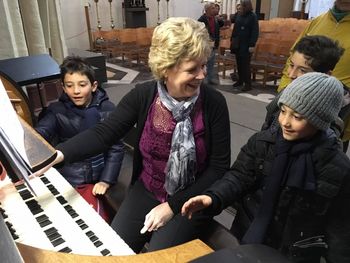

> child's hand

[
  {"left": 0, "top": 162, "right": 6, "bottom": 181},
  {"left": 92, "top": 181, "right": 110, "bottom": 195},
  {"left": 181, "top": 195, "right": 213, "bottom": 219}
]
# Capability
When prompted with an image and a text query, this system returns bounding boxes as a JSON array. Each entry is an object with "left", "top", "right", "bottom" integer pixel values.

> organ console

[
  {"left": 0, "top": 168, "right": 134, "bottom": 256},
  {"left": 0, "top": 168, "right": 213, "bottom": 262}
]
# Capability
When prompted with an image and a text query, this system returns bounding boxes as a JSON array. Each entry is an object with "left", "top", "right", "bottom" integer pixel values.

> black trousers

[
  {"left": 110, "top": 180, "right": 212, "bottom": 253},
  {"left": 235, "top": 53, "right": 252, "bottom": 86}
]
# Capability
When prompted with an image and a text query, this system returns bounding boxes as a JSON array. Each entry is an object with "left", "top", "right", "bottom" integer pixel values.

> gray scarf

[{"left": 157, "top": 81, "right": 198, "bottom": 195}]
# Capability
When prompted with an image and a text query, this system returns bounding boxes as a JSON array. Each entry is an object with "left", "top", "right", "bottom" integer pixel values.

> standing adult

[
  {"left": 198, "top": 2, "right": 224, "bottom": 85},
  {"left": 278, "top": 0, "right": 350, "bottom": 147},
  {"left": 230, "top": 0, "right": 259, "bottom": 92},
  {"left": 33, "top": 17, "right": 231, "bottom": 253}
]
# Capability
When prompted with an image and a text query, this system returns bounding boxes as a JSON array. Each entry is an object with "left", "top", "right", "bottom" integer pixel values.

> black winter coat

[
  {"left": 206, "top": 128, "right": 350, "bottom": 263},
  {"left": 230, "top": 11, "right": 259, "bottom": 56},
  {"left": 35, "top": 88, "right": 124, "bottom": 187}
]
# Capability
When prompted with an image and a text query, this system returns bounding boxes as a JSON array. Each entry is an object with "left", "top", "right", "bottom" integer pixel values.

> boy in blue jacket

[{"left": 35, "top": 56, "right": 124, "bottom": 220}]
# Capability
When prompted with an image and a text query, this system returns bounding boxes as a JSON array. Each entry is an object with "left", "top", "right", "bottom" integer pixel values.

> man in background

[{"left": 198, "top": 2, "right": 224, "bottom": 85}]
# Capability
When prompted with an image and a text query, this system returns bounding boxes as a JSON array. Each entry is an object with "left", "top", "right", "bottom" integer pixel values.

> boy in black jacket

[{"left": 182, "top": 72, "right": 350, "bottom": 262}]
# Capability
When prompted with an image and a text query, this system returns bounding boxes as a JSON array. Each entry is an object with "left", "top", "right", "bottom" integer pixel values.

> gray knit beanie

[{"left": 278, "top": 72, "right": 343, "bottom": 131}]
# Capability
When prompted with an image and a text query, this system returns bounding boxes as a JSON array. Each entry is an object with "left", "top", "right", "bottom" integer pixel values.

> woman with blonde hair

[{"left": 33, "top": 17, "right": 231, "bottom": 252}]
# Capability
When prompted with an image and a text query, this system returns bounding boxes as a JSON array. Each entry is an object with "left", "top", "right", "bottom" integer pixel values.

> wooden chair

[
  {"left": 216, "top": 39, "right": 236, "bottom": 79},
  {"left": 135, "top": 28, "right": 153, "bottom": 68},
  {"left": 92, "top": 30, "right": 121, "bottom": 58},
  {"left": 118, "top": 29, "right": 139, "bottom": 66}
]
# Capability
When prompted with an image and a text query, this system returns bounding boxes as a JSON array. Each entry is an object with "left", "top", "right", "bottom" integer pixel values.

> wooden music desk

[{"left": 17, "top": 239, "right": 213, "bottom": 263}]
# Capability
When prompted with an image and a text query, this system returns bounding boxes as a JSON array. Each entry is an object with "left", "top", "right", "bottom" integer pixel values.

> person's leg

[
  {"left": 234, "top": 55, "right": 243, "bottom": 87},
  {"left": 110, "top": 180, "right": 159, "bottom": 253},
  {"left": 239, "top": 54, "right": 252, "bottom": 91},
  {"left": 206, "top": 49, "right": 216, "bottom": 84},
  {"left": 343, "top": 140, "right": 349, "bottom": 153},
  {"left": 147, "top": 210, "right": 212, "bottom": 251}
]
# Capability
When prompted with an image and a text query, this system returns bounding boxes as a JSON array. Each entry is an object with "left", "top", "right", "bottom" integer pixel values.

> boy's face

[
  {"left": 62, "top": 72, "right": 97, "bottom": 107},
  {"left": 287, "top": 51, "right": 314, "bottom": 80},
  {"left": 278, "top": 105, "right": 318, "bottom": 141}
]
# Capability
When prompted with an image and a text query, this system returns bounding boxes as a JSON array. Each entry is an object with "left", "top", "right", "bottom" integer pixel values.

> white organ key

[
  {"left": 44, "top": 168, "right": 134, "bottom": 255},
  {"left": 0, "top": 168, "right": 134, "bottom": 256},
  {"left": 0, "top": 180, "right": 53, "bottom": 249}
]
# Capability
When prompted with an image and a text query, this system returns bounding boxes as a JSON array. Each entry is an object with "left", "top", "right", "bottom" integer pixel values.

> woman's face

[
  {"left": 278, "top": 105, "right": 318, "bottom": 141},
  {"left": 165, "top": 58, "right": 207, "bottom": 101}
]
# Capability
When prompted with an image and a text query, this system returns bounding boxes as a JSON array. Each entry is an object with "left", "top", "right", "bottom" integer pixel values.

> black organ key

[
  {"left": 64, "top": 205, "right": 79, "bottom": 218},
  {"left": 25, "top": 199, "right": 43, "bottom": 215},
  {"left": 85, "top": 231, "right": 94, "bottom": 238},
  {"left": 100, "top": 249, "right": 110, "bottom": 256},
  {"left": 79, "top": 223, "right": 88, "bottom": 230},
  {"left": 36, "top": 214, "right": 49, "bottom": 223},
  {"left": 44, "top": 227, "right": 58, "bottom": 237},
  {"left": 75, "top": 219, "right": 84, "bottom": 226},
  {"left": 15, "top": 183, "right": 26, "bottom": 191},
  {"left": 58, "top": 247, "right": 72, "bottom": 253},
  {"left": 0, "top": 207, "right": 8, "bottom": 219},
  {"left": 47, "top": 231, "right": 61, "bottom": 241},
  {"left": 52, "top": 237, "right": 65, "bottom": 247},
  {"left": 47, "top": 184, "right": 60, "bottom": 195},
  {"left": 89, "top": 235, "right": 98, "bottom": 242},
  {"left": 40, "top": 176, "right": 50, "bottom": 184},
  {"left": 56, "top": 196, "right": 68, "bottom": 205},
  {"left": 94, "top": 240, "right": 103, "bottom": 247},
  {"left": 18, "top": 189, "right": 34, "bottom": 200},
  {"left": 39, "top": 219, "right": 52, "bottom": 228}
]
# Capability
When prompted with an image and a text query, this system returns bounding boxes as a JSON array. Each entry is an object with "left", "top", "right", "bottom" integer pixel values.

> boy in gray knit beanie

[
  {"left": 278, "top": 72, "right": 343, "bottom": 132},
  {"left": 182, "top": 73, "right": 350, "bottom": 263}
]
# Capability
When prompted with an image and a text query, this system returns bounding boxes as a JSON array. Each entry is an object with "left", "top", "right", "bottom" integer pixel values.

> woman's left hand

[{"left": 140, "top": 202, "right": 174, "bottom": 234}]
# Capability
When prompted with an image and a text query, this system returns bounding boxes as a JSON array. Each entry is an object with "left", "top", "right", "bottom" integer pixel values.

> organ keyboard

[{"left": 0, "top": 168, "right": 134, "bottom": 256}]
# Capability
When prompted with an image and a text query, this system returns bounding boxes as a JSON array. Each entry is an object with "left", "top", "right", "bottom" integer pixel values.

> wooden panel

[
  {"left": 0, "top": 75, "right": 33, "bottom": 126},
  {"left": 17, "top": 239, "right": 213, "bottom": 263}
]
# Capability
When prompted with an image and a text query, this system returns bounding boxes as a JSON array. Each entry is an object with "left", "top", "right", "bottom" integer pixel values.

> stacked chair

[
  {"left": 215, "top": 18, "right": 310, "bottom": 87},
  {"left": 251, "top": 18, "right": 310, "bottom": 88},
  {"left": 91, "top": 27, "right": 154, "bottom": 68}
]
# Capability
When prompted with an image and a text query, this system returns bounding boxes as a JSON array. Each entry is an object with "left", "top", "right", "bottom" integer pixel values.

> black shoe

[
  {"left": 230, "top": 73, "right": 238, "bottom": 81},
  {"left": 232, "top": 82, "right": 242, "bottom": 87},
  {"left": 239, "top": 85, "right": 252, "bottom": 92}
]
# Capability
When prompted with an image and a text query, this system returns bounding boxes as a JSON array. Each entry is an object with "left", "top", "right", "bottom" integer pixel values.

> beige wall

[
  {"left": 251, "top": 0, "right": 294, "bottom": 19},
  {"left": 278, "top": 0, "right": 294, "bottom": 18},
  {"left": 251, "top": 0, "right": 272, "bottom": 19}
]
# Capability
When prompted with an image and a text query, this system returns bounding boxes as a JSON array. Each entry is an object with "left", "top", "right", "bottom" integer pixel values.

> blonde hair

[{"left": 148, "top": 17, "right": 211, "bottom": 80}]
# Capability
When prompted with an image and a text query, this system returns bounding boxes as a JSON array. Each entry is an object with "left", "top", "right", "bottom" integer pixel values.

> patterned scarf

[{"left": 157, "top": 81, "right": 198, "bottom": 195}]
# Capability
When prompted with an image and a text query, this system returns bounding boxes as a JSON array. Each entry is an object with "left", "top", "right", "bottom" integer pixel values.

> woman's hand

[
  {"left": 140, "top": 202, "right": 174, "bottom": 234},
  {"left": 181, "top": 195, "right": 213, "bottom": 219},
  {"left": 31, "top": 150, "right": 64, "bottom": 177},
  {"left": 92, "top": 181, "right": 110, "bottom": 195}
]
